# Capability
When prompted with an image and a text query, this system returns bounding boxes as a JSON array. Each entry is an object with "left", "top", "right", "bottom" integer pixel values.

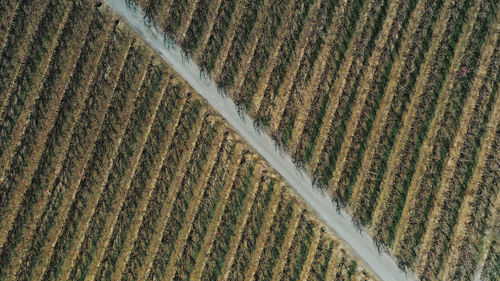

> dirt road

[{"left": 104, "top": 1, "right": 414, "bottom": 280}]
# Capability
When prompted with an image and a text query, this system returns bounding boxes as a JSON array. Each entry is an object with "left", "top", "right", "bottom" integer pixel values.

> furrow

[
  {"left": 192, "top": 0, "right": 223, "bottom": 60},
  {"left": 123, "top": 107, "right": 208, "bottom": 281},
  {"left": 141, "top": 0, "right": 174, "bottom": 32},
  {"left": 228, "top": 0, "right": 276, "bottom": 103},
  {"left": 327, "top": 0, "right": 414, "bottom": 203},
  {"left": 0, "top": 0, "right": 73, "bottom": 188},
  {"left": 27, "top": 33, "right": 133, "bottom": 281},
  {"left": 239, "top": 183, "right": 284, "bottom": 280},
  {"left": 187, "top": 145, "right": 246, "bottom": 280},
  {"left": 249, "top": 0, "right": 312, "bottom": 118},
  {"left": 307, "top": 0, "right": 388, "bottom": 171},
  {"left": 324, "top": 248, "right": 347, "bottom": 281},
  {"left": 0, "top": 4, "right": 96, "bottom": 279},
  {"left": 95, "top": 87, "right": 189, "bottom": 281},
  {"left": 216, "top": 166, "right": 269, "bottom": 281},
  {"left": 411, "top": 11, "right": 500, "bottom": 278},
  {"left": 441, "top": 84, "right": 500, "bottom": 281},
  {"left": 388, "top": 0, "right": 492, "bottom": 267},
  {"left": 370, "top": 0, "right": 472, "bottom": 247},
  {"left": 349, "top": 0, "right": 445, "bottom": 225},
  {"left": 176, "top": 0, "right": 200, "bottom": 43},
  {"left": 270, "top": 208, "right": 305, "bottom": 281},
  {"left": 0, "top": 0, "right": 73, "bottom": 247},
  {"left": 0, "top": 0, "right": 51, "bottom": 122},
  {"left": 80, "top": 64, "right": 172, "bottom": 281},
  {"left": 288, "top": 0, "right": 354, "bottom": 155},
  {"left": 268, "top": 0, "right": 328, "bottom": 133},
  {"left": 45, "top": 44, "right": 152, "bottom": 281},
  {"left": 13, "top": 13, "right": 115, "bottom": 281},
  {"left": 0, "top": 0, "right": 21, "bottom": 55},
  {"left": 210, "top": 0, "right": 248, "bottom": 79},
  {"left": 308, "top": 236, "right": 335, "bottom": 281},
  {"left": 298, "top": 227, "right": 321, "bottom": 281},
  {"left": 161, "top": 126, "right": 226, "bottom": 280},
  {"left": 195, "top": 0, "right": 237, "bottom": 72}
]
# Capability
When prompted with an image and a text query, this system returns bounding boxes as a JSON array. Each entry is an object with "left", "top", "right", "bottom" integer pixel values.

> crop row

[
  {"left": 108, "top": 1, "right": 499, "bottom": 279},
  {"left": 197, "top": 151, "right": 257, "bottom": 281},
  {"left": 178, "top": 0, "right": 212, "bottom": 53},
  {"left": 96, "top": 84, "right": 189, "bottom": 281},
  {"left": 325, "top": 248, "right": 360, "bottom": 281},
  {"left": 389, "top": 0, "right": 497, "bottom": 274},
  {"left": 213, "top": 0, "right": 264, "bottom": 89},
  {"left": 162, "top": 126, "right": 227, "bottom": 281},
  {"left": 290, "top": 0, "right": 364, "bottom": 165},
  {"left": 412, "top": 7, "right": 499, "bottom": 279},
  {"left": 278, "top": 216, "right": 315, "bottom": 281},
  {"left": 326, "top": 0, "right": 417, "bottom": 205},
  {"left": 310, "top": 0, "right": 391, "bottom": 194},
  {"left": 308, "top": 234, "right": 335, "bottom": 281},
  {"left": 308, "top": 0, "right": 390, "bottom": 171},
  {"left": 70, "top": 61, "right": 176, "bottom": 281},
  {"left": 186, "top": 143, "right": 244, "bottom": 281},
  {"left": 349, "top": 0, "right": 446, "bottom": 225},
  {"left": 225, "top": 178, "right": 279, "bottom": 280},
  {"left": 480, "top": 196, "right": 500, "bottom": 281},
  {"left": 15, "top": 11, "right": 116, "bottom": 281},
  {"left": 440, "top": 82, "right": 499, "bottom": 280},
  {"left": 208, "top": 161, "right": 265, "bottom": 281},
  {"left": 0, "top": 0, "right": 52, "bottom": 121},
  {"left": 168, "top": 134, "right": 234, "bottom": 281},
  {"left": 0, "top": 15, "right": 134, "bottom": 281},
  {"left": 0, "top": 3, "right": 381, "bottom": 280},
  {"left": 26, "top": 25, "right": 134, "bottom": 281},
  {"left": 0, "top": 3, "right": 103, "bottom": 280},
  {"left": 123, "top": 114, "right": 217, "bottom": 281},
  {"left": 0, "top": 0, "right": 21, "bottom": 53},
  {"left": 270, "top": 0, "right": 340, "bottom": 148},
  {"left": 250, "top": 196, "right": 295, "bottom": 280},
  {"left": 41, "top": 37, "right": 153, "bottom": 281},
  {"left": 231, "top": 0, "right": 289, "bottom": 113},
  {"left": 195, "top": 0, "right": 236, "bottom": 72},
  {"left": 252, "top": 0, "right": 315, "bottom": 129},
  {"left": 96, "top": 98, "right": 205, "bottom": 281},
  {"left": 370, "top": 0, "right": 474, "bottom": 248},
  {"left": 0, "top": 0, "right": 73, "bottom": 188}
]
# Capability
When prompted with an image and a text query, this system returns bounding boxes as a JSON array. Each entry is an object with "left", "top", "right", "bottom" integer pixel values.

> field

[
  {"left": 133, "top": 0, "right": 500, "bottom": 279},
  {"left": 0, "top": 1, "right": 375, "bottom": 280}
]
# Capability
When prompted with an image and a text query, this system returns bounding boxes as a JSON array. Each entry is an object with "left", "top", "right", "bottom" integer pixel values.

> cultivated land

[
  {"left": 131, "top": 0, "right": 500, "bottom": 279},
  {"left": 1, "top": 0, "right": 499, "bottom": 280},
  {"left": 0, "top": 1, "right": 376, "bottom": 280},
  {"left": 106, "top": 0, "right": 409, "bottom": 279}
]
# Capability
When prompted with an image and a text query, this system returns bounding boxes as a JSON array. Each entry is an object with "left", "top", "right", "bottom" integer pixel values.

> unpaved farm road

[{"left": 104, "top": 0, "right": 415, "bottom": 280}]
